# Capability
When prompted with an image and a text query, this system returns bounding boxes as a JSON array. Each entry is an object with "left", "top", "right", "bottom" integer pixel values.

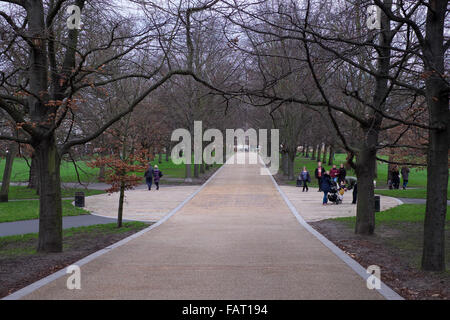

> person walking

[
  {"left": 300, "top": 166, "right": 311, "bottom": 192},
  {"left": 144, "top": 163, "right": 154, "bottom": 190},
  {"left": 152, "top": 165, "right": 163, "bottom": 190},
  {"left": 320, "top": 170, "right": 332, "bottom": 205},
  {"left": 392, "top": 165, "right": 400, "bottom": 189},
  {"left": 330, "top": 164, "right": 339, "bottom": 182},
  {"left": 346, "top": 176, "right": 357, "bottom": 204},
  {"left": 401, "top": 166, "right": 410, "bottom": 190},
  {"left": 314, "top": 161, "right": 324, "bottom": 192},
  {"left": 338, "top": 163, "right": 347, "bottom": 184}
]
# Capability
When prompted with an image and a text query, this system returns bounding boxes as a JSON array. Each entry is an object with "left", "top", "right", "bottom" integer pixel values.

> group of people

[
  {"left": 388, "top": 165, "right": 410, "bottom": 190},
  {"left": 144, "top": 163, "right": 163, "bottom": 190},
  {"left": 297, "top": 161, "right": 357, "bottom": 205}
]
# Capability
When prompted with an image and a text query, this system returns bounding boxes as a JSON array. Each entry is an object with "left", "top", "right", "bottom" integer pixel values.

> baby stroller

[{"left": 327, "top": 180, "right": 343, "bottom": 204}]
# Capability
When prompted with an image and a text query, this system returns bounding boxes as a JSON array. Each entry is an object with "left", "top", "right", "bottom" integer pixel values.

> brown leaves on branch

[{"left": 87, "top": 150, "right": 148, "bottom": 194}]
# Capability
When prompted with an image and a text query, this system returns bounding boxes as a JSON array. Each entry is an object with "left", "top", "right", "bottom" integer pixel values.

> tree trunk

[
  {"left": 200, "top": 162, "right": 205, "bottom": 174},
  {"left": 158, "top": 152, "right": 162, "bottom": 164},
  {"left": 36, "top": 137, "right": 63, "bottom": 252},
  {"left": 185, "top": 163, "right": 192, "bottom": 182},
  {"left": 281, "top": 151, "right": 288, "bottom": 176},
  {"left": 165, "top": 145, "right": 170, "bottom": 162},
  {"left": 317, "top": 143, "right": 322, "bottom": 164},
  {"left": 305, "top": 145, "right": 309, "bottom": 158},
  {"left": 311, "top": 145, "right": 317, "bottom": 160},
  {"left": 288, "top": 150, "right": 295, "bottom": 180},
  {"left": 354, "top": 145, "right": 377, "bottom": 235},
  {"left": 328, "top": 145, "right": 334, "bottom": 165},
  {"left": 0, "top": 143, "right": 18, "bottom": 202},
  {"left": 194, "top": 163, "right": 199, "bottom": 178},
  {"left": 28, "top": 151, "right": 39, "bottom": 193},
  {"left": 98, "top": 165, "right": 105, "bottom": 181},
  {"left": 322, "top": 144, "right": 327, "bottom": 163},
  {"left": 421, "top": 0, "right": 449, "bottom": 271},
  {"left": 117, "top": 181, "right": 125, "bottom": 228}
]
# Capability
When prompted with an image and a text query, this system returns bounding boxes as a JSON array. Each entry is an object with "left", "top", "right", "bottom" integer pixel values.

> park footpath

[{"left": 4, "top": 153, "right": 403, "bottom": 300}]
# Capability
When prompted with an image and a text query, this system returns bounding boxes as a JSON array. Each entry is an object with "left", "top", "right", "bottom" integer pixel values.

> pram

[{"left": 327, "top": 180, "right": 344, "bottom": 204}]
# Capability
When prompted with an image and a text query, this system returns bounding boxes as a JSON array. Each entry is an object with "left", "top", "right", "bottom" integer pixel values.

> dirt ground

[
  {"left": 310, "top": 219, "right": 450, "bottom": 300},
  {"left": 0, "top": 223, "right": 150, "bottom": 298}
]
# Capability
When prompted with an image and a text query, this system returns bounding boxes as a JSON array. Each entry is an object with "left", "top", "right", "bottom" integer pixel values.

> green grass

[
  {"left": 7, "top": 186, "right": 104, "bottom": 200},
  {"left": 0, "top": 221, "right": 148, "bottom": 256},
  {"left": 0, "top": 200, "right": 89, "bottom": 223},
  {"left": 334, "top": 204, "right": 450, "bottom": 228},
  {"left": 0, "top": 155, "right": 221, "bottom": 183},
  {"left": 375, "top": 188, "right": 450, "bottom": 200}
]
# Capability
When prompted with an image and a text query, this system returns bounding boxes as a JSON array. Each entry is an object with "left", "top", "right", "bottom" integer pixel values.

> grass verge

[{"left": 0, "top": 200, "right": 90, "bottom": 223}]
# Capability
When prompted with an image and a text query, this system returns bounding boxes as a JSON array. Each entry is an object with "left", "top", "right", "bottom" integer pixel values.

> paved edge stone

[
  {"left": 2, "top": 163, "right": 227, "bottom": 300},
  {"left": 259, "top": 156, "right": 404, "bottom": 300}
]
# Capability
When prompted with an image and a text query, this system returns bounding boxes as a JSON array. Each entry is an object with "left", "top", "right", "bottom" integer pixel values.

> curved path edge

[
  {"left": 260, "top": 157, "right": 404, "bottom": 300},
  {"left": 2, "top": 162, "right": 227, "bottom": 300}
]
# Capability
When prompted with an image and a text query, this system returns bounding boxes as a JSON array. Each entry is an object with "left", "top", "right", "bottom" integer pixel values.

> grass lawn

[
  {"left": 7, "top": 186, "right": 104, "bottom": 200},
  {"left": 334, "top": 204, "right": 450, "bottom": 226},
  {"left": 332, "top": 204, "right": 450, "bottom": 270},
  {"left": 375, "top": 188, "right": 450, "bottom": 200},
  {"left": 0, "top": 222, "right": 147, "bottom": 255},
  {"left": 0, "top": 200, "right": 89, "bottom": 223},
  {"left": 0, "top": 156, "right": 221, "bottom": 183}
]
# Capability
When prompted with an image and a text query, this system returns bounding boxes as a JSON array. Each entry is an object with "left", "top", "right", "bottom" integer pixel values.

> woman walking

[
  {"left": 300, "top": 166, "right": 311, "bottom": 192},
  {"left": 152, "top": 165, "right": 163, "bottom": 190},
  {"left": 320, "top": 170, "right": 332, "bottom": 205}
]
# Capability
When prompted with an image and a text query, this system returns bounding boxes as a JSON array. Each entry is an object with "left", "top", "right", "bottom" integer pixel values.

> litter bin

[
  {"left": 374, "top": 195, "right": 380, "bottom": 212},
  {"left": 75, "top": 192, "right": 85, "bottom": 207}
]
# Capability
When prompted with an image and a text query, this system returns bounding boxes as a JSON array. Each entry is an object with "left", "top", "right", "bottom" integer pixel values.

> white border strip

[
  {"left": 260, "top": 156, "right": 404, "bottom": 300},
  {"left": 2, "top": 163, "right": 227, "bottom": 300}
]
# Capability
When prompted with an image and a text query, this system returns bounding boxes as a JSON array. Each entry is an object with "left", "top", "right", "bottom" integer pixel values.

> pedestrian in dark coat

[
  {"left": 320, "top": 171, "right": 332, "bottom": 205},
  {"left": 314, "top": 161, "right": 324, "bottom": 192},
  {"left": 144, "top": 164, "right": 154, "bottom": 190},
  {"left": 338, "top": 163, "right": 347, "bottom": 184},
  {"left": 152, "top": 165, "right": 163, "bottom": 190},
  {"left": 401, "top": 166, "right": 410, "bottom": 190},
  {"left": 299, "top": 166, "right": 311, "bottom": 192},
  {"left": 392, "top": 165, "right": 400, "bottom": 189}
]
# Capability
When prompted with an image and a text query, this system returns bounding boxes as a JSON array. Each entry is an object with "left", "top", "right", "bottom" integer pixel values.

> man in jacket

[
  {"left": 401, "top": 166, "right": 410, "bottom": 190},
  {"left": 338, "top": 163, "right": 347, "bottom": 184},
  {"left": 314, "top": 161, "right": 324, "bottom": 192},
  {"left": 144, "top": 163, "right": 154, "bottom": 190},
  {"left": 320, "top": 171, "right": 332, "bottom": 205}
]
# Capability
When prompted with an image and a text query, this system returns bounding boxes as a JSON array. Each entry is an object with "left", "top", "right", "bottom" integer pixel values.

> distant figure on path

[
  {"left": 320, "top": 170, "right": 332, "bottom": 205},
  {"left": 330, "top": 164, "right": 339, "bottom": 182},
  {"left": 153, "top": 165, "right": 163, "bottom": 190},
  {"left": 338, "top": 163, "right": 346, "bottom": 184},
  {"left": 144, "top": 163, "right": 154, "bottom": 190},
  {"left": 300, "top": 166, "right": 311, "bottom": 192},
  {"left": 401, "top": 166, "right": 410, "bottom": 190},
  {"left": 392, "top": 165, "right": 400, "bottom": 189},
  {"left": 315, "top": 161, "right": 324, "bottom": 192}
]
